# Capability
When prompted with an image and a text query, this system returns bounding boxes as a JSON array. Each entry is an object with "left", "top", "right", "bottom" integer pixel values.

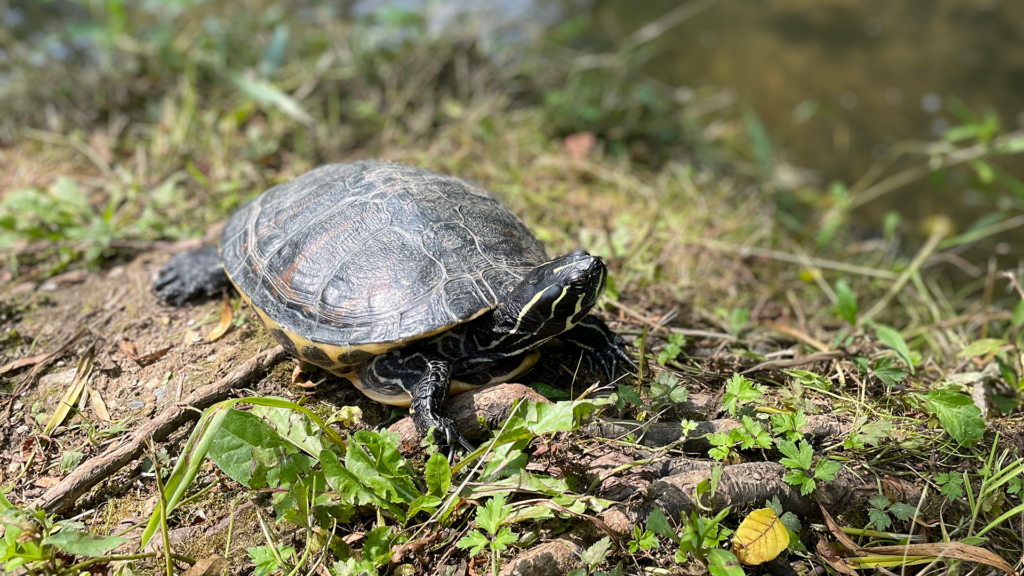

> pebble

[{"left": 15, "top": 425, "right": 28, "bottom": 434}]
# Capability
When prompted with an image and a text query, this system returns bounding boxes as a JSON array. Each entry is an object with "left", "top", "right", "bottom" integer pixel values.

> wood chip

[
  {"left": 88, "top": 386, "right": 111, "bottom": 422},
  {"left": 119, "top": 339, "right": 172, "bottom": 366}
]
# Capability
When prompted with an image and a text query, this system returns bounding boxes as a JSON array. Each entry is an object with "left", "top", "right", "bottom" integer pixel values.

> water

[{"left": 583, "top": 0, "right": 1024, "bottom": 250}]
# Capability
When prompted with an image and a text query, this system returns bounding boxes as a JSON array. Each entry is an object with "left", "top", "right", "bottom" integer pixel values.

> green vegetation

[{"left": 2, "top": 1, "right": 1024, "bottom": 575}]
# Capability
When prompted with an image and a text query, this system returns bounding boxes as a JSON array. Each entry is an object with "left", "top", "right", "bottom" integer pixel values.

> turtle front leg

[
  {"left": 408, "top": 358, "right": 474, "bottom": 455},
  {"left": 152, "top": 245, "right": 230, "bottom": 306},
  {"left": 561, "top": 315, "right": 638, "bottom": 381}
]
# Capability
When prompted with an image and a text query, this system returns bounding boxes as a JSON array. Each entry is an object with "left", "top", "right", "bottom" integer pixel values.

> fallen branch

[{"left": 36, "top": 345, "right": 288, "bottom": 514}]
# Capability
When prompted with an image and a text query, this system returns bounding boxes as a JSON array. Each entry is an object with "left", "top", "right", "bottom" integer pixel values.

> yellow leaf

[
  {"left": 206, "top": 294, "right": 233, "bottom": 342},
  {"left": 730, "top": 508, "right": 790, "bottom": 565}
]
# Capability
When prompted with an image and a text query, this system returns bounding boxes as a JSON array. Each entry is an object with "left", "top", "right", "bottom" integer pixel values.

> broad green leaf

[
  {"left": 868, "top": 507, "right": 892, "bottom": 530},
  {"left": 208, "top": 409, "right": 290, "bottom": 487},
  {"left": 319, "top": 449, "right": 402, "bottom": 517},
  {"left": 924, "top": 390, "right": 985, "bottom": 447},
  {"left": 44, "top": 529, "right": 127, "bottom": 557},
  {"left": 874, "top": 325, "right": 915, "bottom": 374},
  {"left": 406, "top": 495, "right": 442, "bottom": 518},
  {"left": 707, "top": 548, "right": 745, "bottom": 576},
  {"left": 251, "top": 402, "right": 324, "bottom": 456},
  {"left": 363, "top": 526, "right": 402, "bottom": 567},
  {"left": 345, "top": 441, "right": 418, "bottom": 504},
  {"left": 872, "top": 359, "right": 908, "bottom": 387},
  {"left": 834, "top": 280, "right": 858, "bottom": 324},
  {"left": 722, "top": 374, "right": 763, "bottom": 415},
  {"left": 425, "top": 452, "right": 451, "bottom": 496},
  {"left": 958, "top": 339, "right": 1008, "bottom": 359},
  {"left": 525, "top": 401, "right": 575, "bottom": 434},
  {"left": 889, "top": 502, "right": 918, "bottom": 521}
]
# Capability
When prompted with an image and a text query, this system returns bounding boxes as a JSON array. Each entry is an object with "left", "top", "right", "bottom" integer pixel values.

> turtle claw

[
  {"left": 152, "top": 245, "right": 229, "bottom": 306},
  {"left": 563, "top": 316, "right": 638, "bottom": 382},
  {"left": 428, "top": 416, "right": 474, "bottom": 460}
]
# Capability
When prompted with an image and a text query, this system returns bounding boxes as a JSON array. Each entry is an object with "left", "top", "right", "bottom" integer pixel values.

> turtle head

[{"left": 493, "top": 250, "right": 607, "bottom": 341}]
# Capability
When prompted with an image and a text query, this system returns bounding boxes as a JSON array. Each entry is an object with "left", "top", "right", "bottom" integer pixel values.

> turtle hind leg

[
  {"left": 561, "top": 315, "right": 638, "bottom": 381},
  {"left": 152, "top": 245, "right": 229, "bottom": 306}
]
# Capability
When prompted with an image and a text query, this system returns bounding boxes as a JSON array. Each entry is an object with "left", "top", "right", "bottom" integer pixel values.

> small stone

[
  {"left": 128, "top": 400, "right": 146, "bottom": 410},
  {"left": 13, "top": 401, "right": 22, "bottom": 411},
  {"left": 15, "top": 425, "right": 28, "bottom": 435}
]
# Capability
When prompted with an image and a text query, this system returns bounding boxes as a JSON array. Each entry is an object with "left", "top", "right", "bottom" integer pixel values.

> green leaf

[
  {"left": 871, "top": 358, "right": 908, "bottom": 387},
  {"left": 227, "top": 73, "right": 313, "bottom": 124},
  {"left": 874, "top": 325, "right": 914, "bottom": 374},
  {"left": 525, "top": 401, "right": 576, "bottom": 435},
  {"left": 782, "top": 468, "right": 816, "bottom": 495},
  {"left": 958, "top": 339, "right": 1008, "bottom": 359},
  {"left": 707, "top": 548, "right": 745, "bottom": 576},
  {"left": 722, "top": 374, "right": 763, "bottom": 416},
  {"left": 477, "top": 494, "right": 513, "bottom": 536},
  {"left": 530, "top": 383, "right": 570, "bottom": 400},
  {"left": 617, "top": 384, "right": 644, "bottom": 407},
  {"left": 867, "top": 507, "right": 892, "bottom": 530},
  {"left": 834, "top": 280, "right": 858, "bottom": 324},
  {"left": 646, "top": 508, "right": 676, "bottom": 542},
  {"left": 59, "top": 450, "right": 85, "bottom": 474},
  {"left": 581, "top": 537, "right": 612, "bottom": 568},
  {"left": 425, "top": 452, "right": 451, "bottom": 496},
  {"left": 651, "top": 372, "right": 689, "bottom": 404},
  {"left": 456, "top": 530, "right": 489, "bottom": 557},
  {"left": 251, "top": 402, "right": 324, "bottom": 456},
  {"left": 889, "top": 502, "right": 918, "bottom": 521},
  {"left": 777, "top": 439, "right": 813, "bottom": 470},
  {"left": 924, "top": 390, "right": 985, "bottom": 447},
  {"left": 1012, "top": 301, "right": 1024, "bottom": 329},
  {"left": 208, "top": 409, "right": 290, "bottom": 488},
  {"left": 813, "top": 458, "right": 841, "bottom": 482},
  {"left": 363, "top": 526, "right": 400, "bottom": 567},
  {"left": 491, "top": 527, "right": 518, "bottom": 552},
  {"left": 43, "top": 529, "right": 128, "bottom": 557}
]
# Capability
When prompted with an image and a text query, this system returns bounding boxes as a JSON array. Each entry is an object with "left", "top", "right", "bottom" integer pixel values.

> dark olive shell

[{"left": 220, "top": 161, "right": 548, "bottom": 351}]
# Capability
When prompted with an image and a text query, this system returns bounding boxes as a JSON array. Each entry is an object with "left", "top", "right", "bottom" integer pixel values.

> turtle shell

[{"left": 220, "top": 161, "right": 548, "bottom": 370}]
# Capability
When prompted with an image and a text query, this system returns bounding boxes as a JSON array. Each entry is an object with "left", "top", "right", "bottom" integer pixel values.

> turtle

[{"left": 153, "top": 160, "right": 636, "bottom": 451}]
